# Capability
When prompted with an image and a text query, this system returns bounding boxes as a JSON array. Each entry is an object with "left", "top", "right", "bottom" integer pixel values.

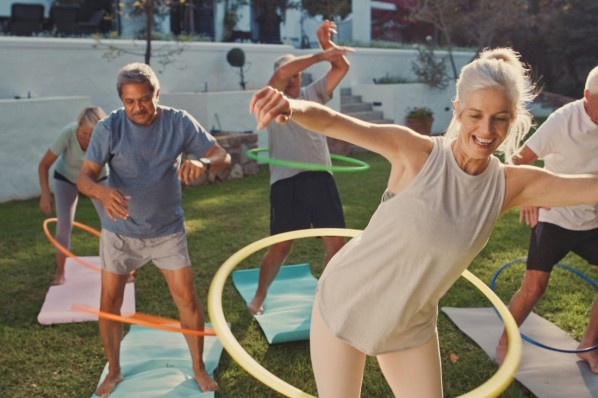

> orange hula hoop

[
  {"left": 42, "top": 217, "right": 102, "bottom": 272},
  {"left": 72, "top": 305, "right": 217, "bottom": 336}
]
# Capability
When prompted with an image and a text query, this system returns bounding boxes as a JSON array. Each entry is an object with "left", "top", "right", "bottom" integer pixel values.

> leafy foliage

[
  {"left": 512, "top": 0, "right": 598, "bottom": 96},
  {"left": 411, "top": 39, "right": 449, "bottom": 89},
  {"left": 407, "top": 106, "right": 434, "bottom": 119},
  {"left": 301, "top": 0, "right": 351, "bottom": 20},
  {"left": 373, "top": 73, "right": 412, "bottom": 84},
  {"left": 412, "top": 0, "right": 598, "bottom": 96}
]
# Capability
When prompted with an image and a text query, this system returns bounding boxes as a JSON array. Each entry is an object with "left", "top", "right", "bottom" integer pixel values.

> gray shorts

[{"left": 100, "top": 229, "right": 191, "bottom": 275}]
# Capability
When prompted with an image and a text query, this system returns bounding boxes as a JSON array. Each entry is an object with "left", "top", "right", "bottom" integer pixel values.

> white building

[
  {"left": 1, "top": 0, "right": 402, "bottom": 46},
  {"left": 1, "top": 0, "right": 474, "bottom": 202}
]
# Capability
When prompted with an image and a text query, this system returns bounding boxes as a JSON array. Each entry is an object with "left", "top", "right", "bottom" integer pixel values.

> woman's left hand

[{"left": 249, "top": 87, "right": 292, "bottom": 131}]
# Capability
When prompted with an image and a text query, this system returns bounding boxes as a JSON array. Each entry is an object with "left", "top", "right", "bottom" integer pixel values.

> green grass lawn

[{"left": 1, "top": 151, "right": 595, "bottom": 397}]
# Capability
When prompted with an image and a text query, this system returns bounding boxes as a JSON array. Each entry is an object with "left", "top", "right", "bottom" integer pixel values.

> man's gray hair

[
  {"left": 585, "top": 66, "right": 598, "bottom": 95},
  {"left": 116, "top": 63, "right": 160, "bottom": 97},
  {"left": 273, "top": 54, "right": 295, "bottom": 71}
]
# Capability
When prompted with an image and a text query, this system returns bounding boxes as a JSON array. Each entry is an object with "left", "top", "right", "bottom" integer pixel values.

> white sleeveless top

[{"left": 316, "top": 137, "right": 505, "bottom": 355}]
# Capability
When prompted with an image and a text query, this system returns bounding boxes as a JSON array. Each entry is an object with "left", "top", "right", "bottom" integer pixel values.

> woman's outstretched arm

[{"left": 249, "top": 86, "right": 429, "bottom": 163}]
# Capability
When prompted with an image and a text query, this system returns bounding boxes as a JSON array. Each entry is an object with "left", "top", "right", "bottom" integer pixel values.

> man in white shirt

[{"left": 496, "top": 66, "right": 598, "bottom": 373}]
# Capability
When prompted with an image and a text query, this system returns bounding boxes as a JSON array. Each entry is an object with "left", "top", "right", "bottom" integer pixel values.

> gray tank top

[{"left": 316, "top": 137, "right": 505, "bottom": 355}]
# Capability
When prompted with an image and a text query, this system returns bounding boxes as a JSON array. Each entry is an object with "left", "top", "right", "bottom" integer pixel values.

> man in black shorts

[
  {"left": 496, "top": 65, "right": 598, "bottom": 373},
  {"left": 247, "top": 20, "right": 353, "bottom": 315}
]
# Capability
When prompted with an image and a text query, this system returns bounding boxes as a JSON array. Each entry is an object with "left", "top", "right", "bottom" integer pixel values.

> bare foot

[
  {"left": 95, "top": 371, "right": 123, "bottom": 397},
  {"left": 51, "top": 274, "right": 65, "bottom": 285},
  {"left": 247, "top": 296, "right": 264, "bottom": 315},
  {"left": 195, "top": 369, "right": 218, "bottom": 392},
  {"left": 577, "top": 344, "right": 598, "bottom": 374}
]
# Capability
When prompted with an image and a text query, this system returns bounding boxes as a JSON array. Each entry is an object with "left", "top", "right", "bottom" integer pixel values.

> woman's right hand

[
  {"left": 250, "top": 87, "right": 293, "bottom": 130},
  {"left": 519, "top": 206, "right": 540, "bottom": 227},
  {"left": 39, "top": 192, "right": 53, "bottom": 215}
]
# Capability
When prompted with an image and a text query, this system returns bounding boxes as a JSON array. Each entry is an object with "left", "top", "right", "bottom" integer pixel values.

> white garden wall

[
  {"left": 352, "top": 82, "right": 457, "bottom": 135},
  {"left": 0, "top": 96, "right": 91, "bottom": 203},
  {"left": 0, "top": 36, "right": 472, "bottom": 202}
]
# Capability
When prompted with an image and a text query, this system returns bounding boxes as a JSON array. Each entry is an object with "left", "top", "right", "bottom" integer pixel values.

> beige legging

[{"left": 310, "top": 297, "right": 443, "bottom": 398}]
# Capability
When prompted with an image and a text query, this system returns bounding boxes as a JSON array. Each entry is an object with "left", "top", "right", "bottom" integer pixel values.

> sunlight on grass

[{"left": 1, "top": 151, "right": 593, "bottom": 398}]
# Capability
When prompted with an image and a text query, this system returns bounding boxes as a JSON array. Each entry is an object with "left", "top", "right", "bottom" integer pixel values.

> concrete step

[
  {"left": 348, "top": 110, "right": 385, "bottom": 121},
  {"left": 337, "top": 88, "right": 394, "bottom": 155},
  {"left": 369, "top": 118, "right": 394, "bottom": 124},
  {"left": 341, "top": 102, "right": 372, "bottom": 113},
  {"left": 341, "top": 94, "right": 362, "bottom": 104}
]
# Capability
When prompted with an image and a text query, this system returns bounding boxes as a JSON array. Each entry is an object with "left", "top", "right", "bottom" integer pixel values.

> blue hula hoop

[{"left": 491, "top": 257, "right": 598, "bottom": 353}]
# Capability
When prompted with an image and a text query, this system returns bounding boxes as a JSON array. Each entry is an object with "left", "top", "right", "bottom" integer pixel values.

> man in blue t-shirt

[{"left": 78, "top": 63, "right": 229, "bottom": 397}]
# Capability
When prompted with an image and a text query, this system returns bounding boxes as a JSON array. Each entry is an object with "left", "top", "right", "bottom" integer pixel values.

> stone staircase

[
  {"left": 327, "top": 88, "right": 393, "bottom": 155},
  {"left": 340, "top": 87, "right": 394, "bottom": 124}
]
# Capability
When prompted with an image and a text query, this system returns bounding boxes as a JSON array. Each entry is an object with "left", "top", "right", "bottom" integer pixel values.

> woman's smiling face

[{"left": 455, "top": 87, "right": 513, "bottom": 161}]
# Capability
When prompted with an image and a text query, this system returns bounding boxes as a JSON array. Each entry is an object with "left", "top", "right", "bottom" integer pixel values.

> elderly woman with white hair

[
  {"left": 38, "top": 106, "right": 108, "bottom": 285},
  {"left": 249, "top": 48, "right": 598, "bottom": 397}
]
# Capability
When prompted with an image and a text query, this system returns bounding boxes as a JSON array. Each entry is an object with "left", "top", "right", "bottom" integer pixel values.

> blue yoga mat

[
  {"left": 92, "top": 323, "right": 225, "bottom": 397},
  {"left": 232, "top": 263, "right": 317, "bottom": 344}
]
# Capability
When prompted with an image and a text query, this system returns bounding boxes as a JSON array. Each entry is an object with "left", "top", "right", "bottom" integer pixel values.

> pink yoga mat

[{"left": 38, "top": 256, "right": 136, "bottom": 325}]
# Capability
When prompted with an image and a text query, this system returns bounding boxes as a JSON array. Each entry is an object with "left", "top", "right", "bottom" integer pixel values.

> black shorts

[
  {"left": 527, "top": 222, "right": 598, "bottom": 272},
  {"left": 270, "top": 171, "right": 345, "bottom": 235}
]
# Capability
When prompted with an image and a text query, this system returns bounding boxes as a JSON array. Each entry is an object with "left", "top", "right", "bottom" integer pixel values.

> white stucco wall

[
  {"left": 353, "top": 82, "right": 456, "bottom": 135},
  {"left": 0, "top": 36, "right": 472, "bottom": 203},
  {"left": 0, "top": 37, "right": 472, "bottom": 109},
  {"left": 160, "top": 90, "right": 340, "bottom": 149},
  {"left": 0, "top": 37, "right": 300, "bottom": 112},
  {"left": 0, "top": 96, "right": 91, "bottom": 203}
]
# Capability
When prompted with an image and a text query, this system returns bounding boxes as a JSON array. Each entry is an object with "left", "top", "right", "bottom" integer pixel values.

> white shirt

[
  {"left": 267, "top": 76, "right": 332, "bottom": 185},
  {"left": 526, "top": 99, "right": 598, "bottom": 230}
]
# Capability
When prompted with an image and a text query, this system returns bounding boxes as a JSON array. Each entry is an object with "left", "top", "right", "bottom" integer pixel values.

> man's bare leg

[
  {"left": 95, "top": 270, "right": 129, "bottom": 397},
  {"left": 248, "top": 240, "right": 293, "bottom": 315},
  {"left": 161, "top": 267, "right": 218, "bottom": 392},
  {"left": 577, "top": 294, "right": 598, "bottom": 374},
  {"left": 496, "top": 270, "right": 549, "bottom": 364},
  {"left": 321, "top": 236, "right": 345, "bottom": 266}
]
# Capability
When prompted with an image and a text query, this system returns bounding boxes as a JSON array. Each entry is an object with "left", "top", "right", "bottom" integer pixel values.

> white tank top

[{"left": 316, "top": 137, "right": 505, "bottom": 355}]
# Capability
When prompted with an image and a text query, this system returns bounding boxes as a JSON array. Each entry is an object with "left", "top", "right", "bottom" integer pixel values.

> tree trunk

[{"left": 145, "top": 0, "right": 154, "bottom": 65}]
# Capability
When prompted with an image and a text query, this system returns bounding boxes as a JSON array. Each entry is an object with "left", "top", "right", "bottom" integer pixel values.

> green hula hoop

[
  {"left": 246, "top": 147, "right": 370, "bottom": 173},
  {"left": 207, "top": 228, "right": 522, "bottom": 398}
]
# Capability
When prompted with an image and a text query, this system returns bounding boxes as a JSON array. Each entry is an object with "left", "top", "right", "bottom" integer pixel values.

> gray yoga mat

[{"left": 442, "top": 307, "right": 598, "bottom": 398}]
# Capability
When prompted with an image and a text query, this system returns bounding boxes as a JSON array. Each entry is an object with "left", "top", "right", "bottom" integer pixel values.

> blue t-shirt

[{"left": 86, "top": 106, "right": 215, "bottom": 238}]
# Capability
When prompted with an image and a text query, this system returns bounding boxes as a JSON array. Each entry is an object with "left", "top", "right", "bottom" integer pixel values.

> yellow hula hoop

[{"left": 207, "top": 228, "right": 522, "bottom": 398}]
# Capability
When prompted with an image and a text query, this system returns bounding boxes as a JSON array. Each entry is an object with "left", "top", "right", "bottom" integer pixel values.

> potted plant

[{"left": 405, "top": 106, "right": 434, "bottom": 136}]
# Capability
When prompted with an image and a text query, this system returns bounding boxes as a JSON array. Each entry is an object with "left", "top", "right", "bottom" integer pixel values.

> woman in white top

[
  {"left": 38, "top": 106, "right": 107, "bottom": 285},
  {"left": 249, "top": 48, "right": 598, "bottom": 397}
]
